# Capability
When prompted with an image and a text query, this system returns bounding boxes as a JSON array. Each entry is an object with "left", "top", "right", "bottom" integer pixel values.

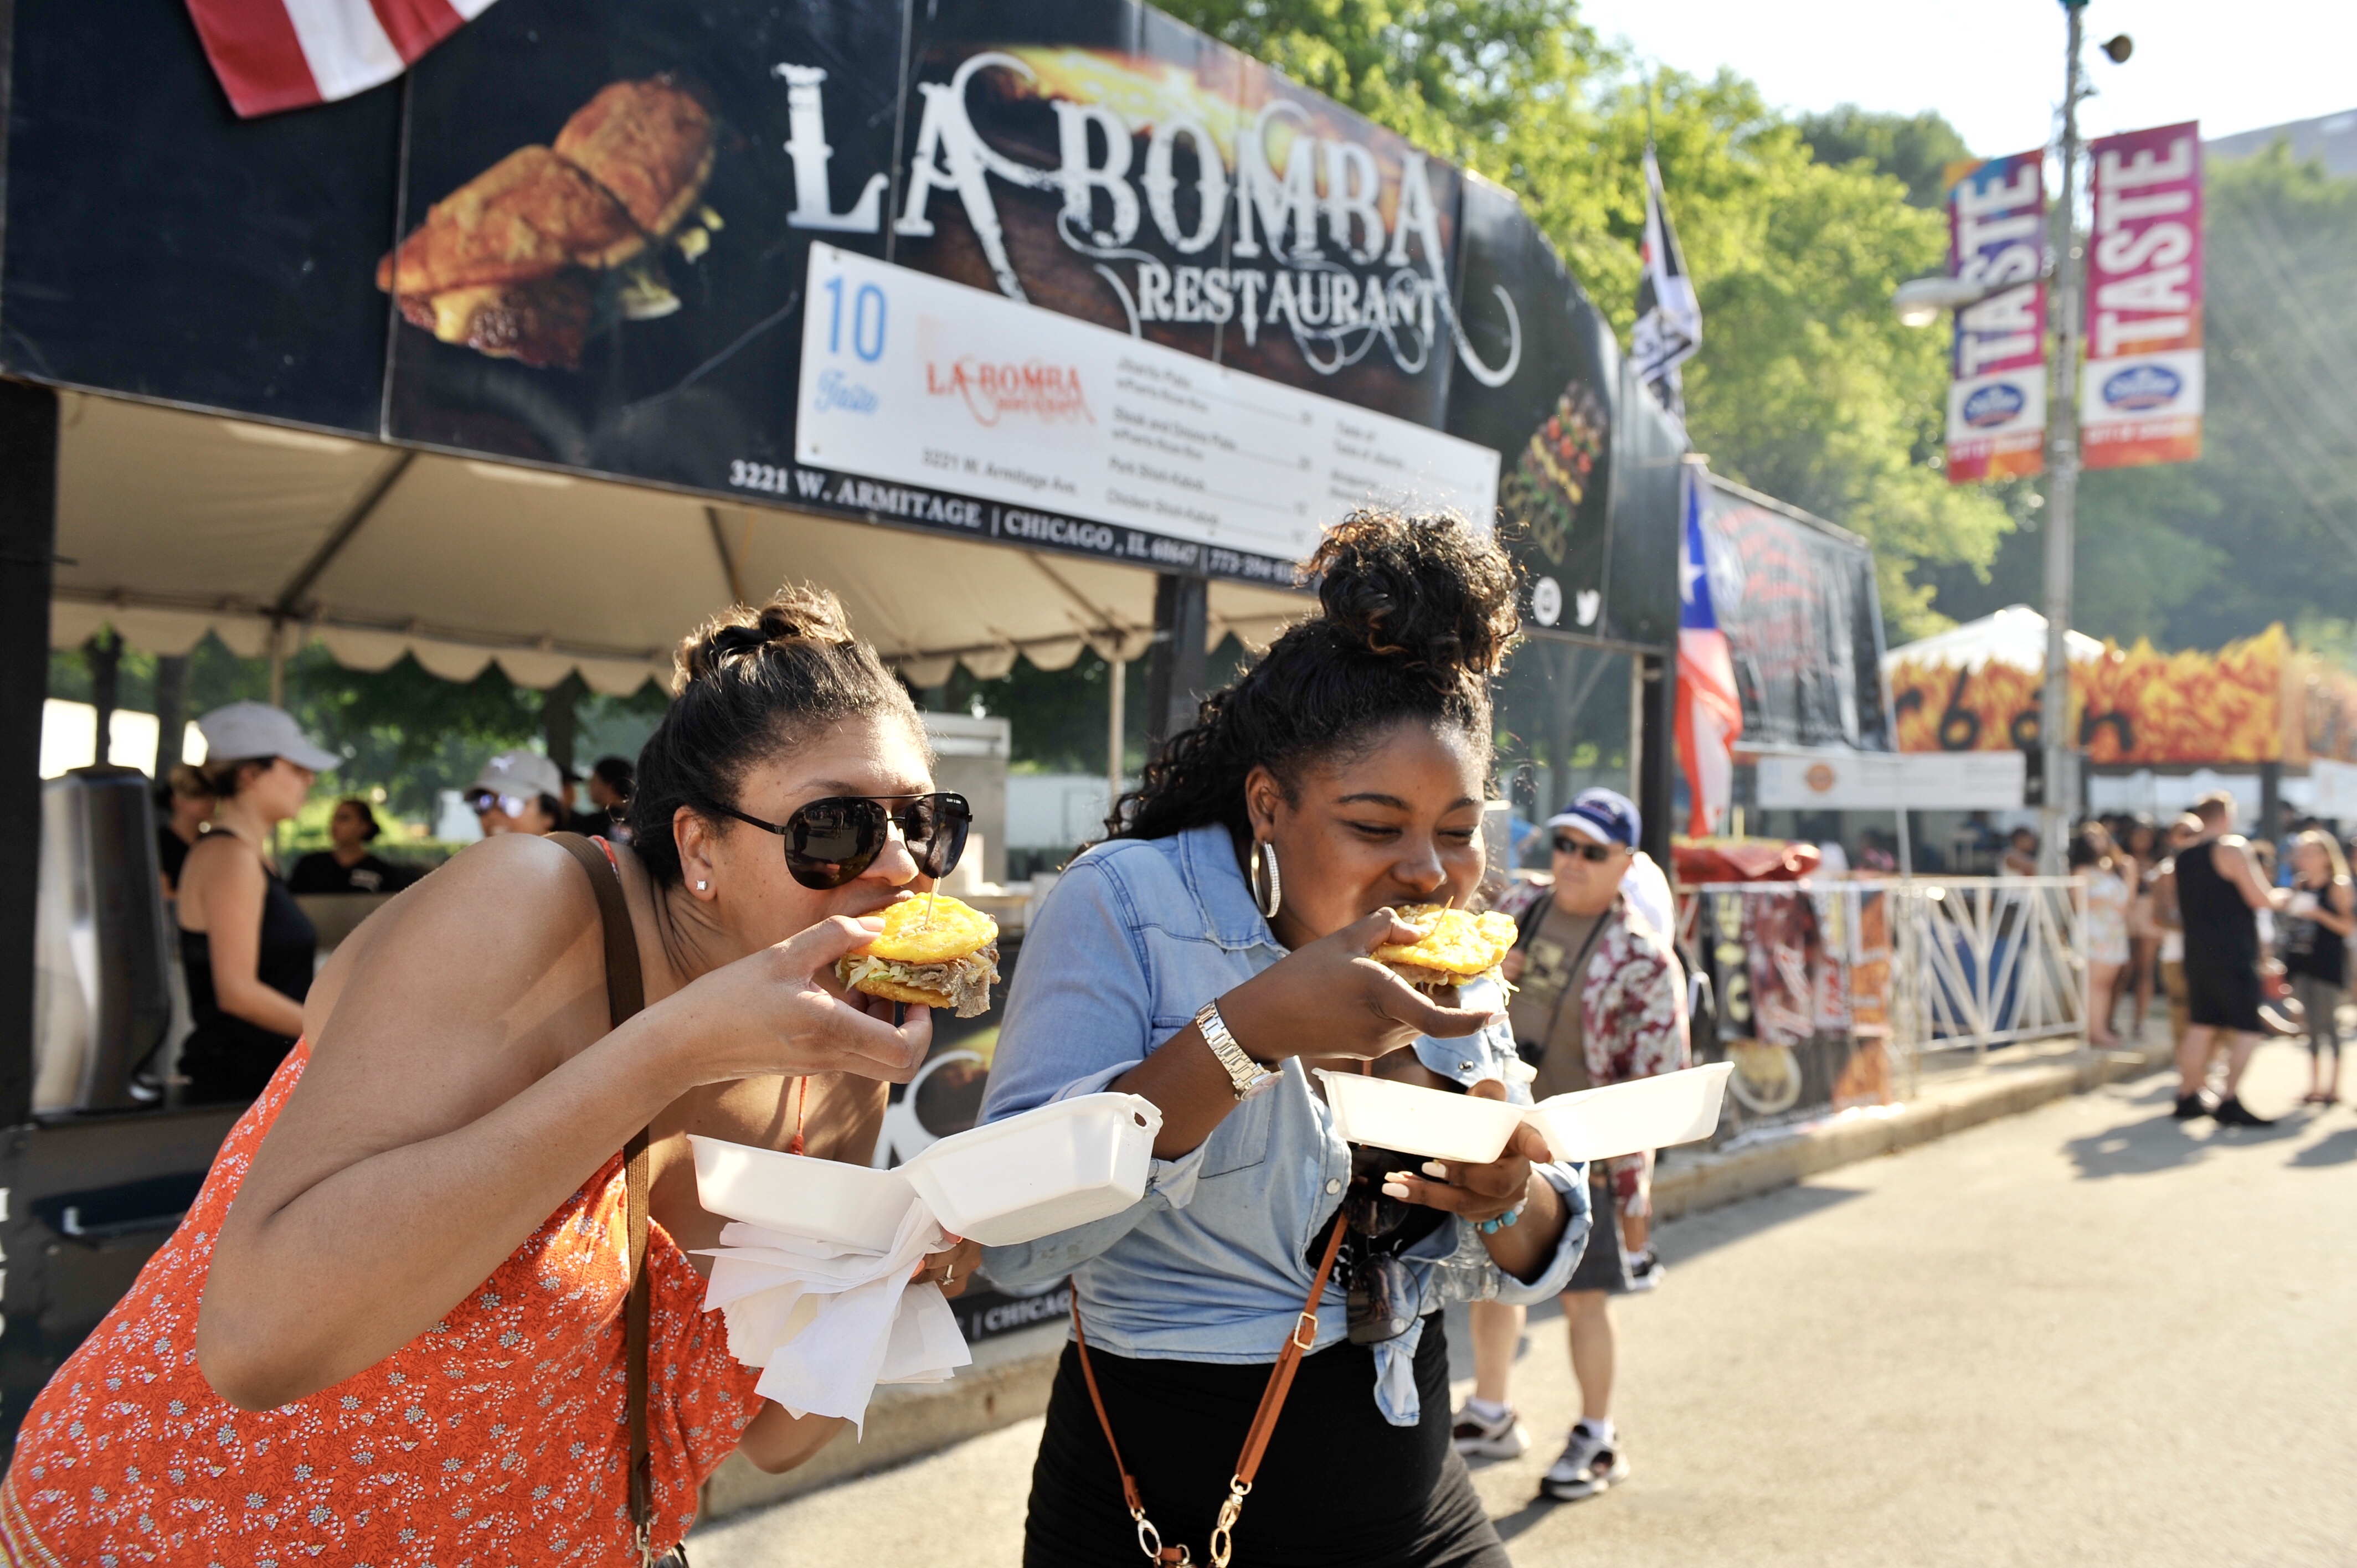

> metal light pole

[{"left": 2038, "top": 0, "right": 2089, "bottom": 873}]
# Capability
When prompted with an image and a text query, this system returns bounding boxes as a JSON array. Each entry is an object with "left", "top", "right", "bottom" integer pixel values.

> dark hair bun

[
  {"left": 1308, "top": 510, "right": 1518, "bottom": 680},
  {"left": 633, "top": 583, "right": 918, "bottom": 886},
  {"left": 679, "top": 584, "right": 856, "bottom": 683}
]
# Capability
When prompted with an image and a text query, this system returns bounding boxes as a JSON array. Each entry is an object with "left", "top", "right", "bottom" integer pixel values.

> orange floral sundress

[{"left": 0, "top": 1041, "right": 763, "bottom": 1565}]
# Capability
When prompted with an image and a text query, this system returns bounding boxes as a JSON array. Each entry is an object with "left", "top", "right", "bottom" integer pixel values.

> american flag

[
  {"left": 183, "top": 0, "right": 499, "bottom": 119},
  {"left": 1675, "top": 468, "right": 1743, "bottom": 836}
]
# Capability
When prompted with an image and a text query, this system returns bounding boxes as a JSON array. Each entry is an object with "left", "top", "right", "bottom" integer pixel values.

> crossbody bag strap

[
  {"left": 550, "top": 833, "right": 659, "bottom": 1565},
  {"left": 1068, "top": 1203, "right": 1352, "bottom": 1568}
]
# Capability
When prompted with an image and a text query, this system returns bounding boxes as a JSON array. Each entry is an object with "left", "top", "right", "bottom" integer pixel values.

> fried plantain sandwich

[
  {"left": 1371, "top": 904, "right": 1519, "bottom": 993},
  {"left": 836, "top": 894, "right": 1002, "bottom": 1018}
]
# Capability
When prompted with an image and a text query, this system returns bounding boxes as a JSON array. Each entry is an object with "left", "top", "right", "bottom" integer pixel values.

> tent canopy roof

[
  {"left": 1882, "top": 604, "right": 2105, "bottom": 675},
  {"left": 50, "top": 393, "right": 1313, "bottom": 694}
]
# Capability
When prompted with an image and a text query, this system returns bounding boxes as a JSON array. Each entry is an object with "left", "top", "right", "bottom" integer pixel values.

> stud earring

[{"left": 696, "top": 880, "right": 709, "bottom": 891}]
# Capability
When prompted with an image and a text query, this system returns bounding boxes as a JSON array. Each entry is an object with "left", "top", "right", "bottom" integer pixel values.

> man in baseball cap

[
  {"left": 1451, "top": 782, "right": 1690, "bottom": 1504},
  {"left": 465, "top": 751, "right": 568, "bottom": 837}
]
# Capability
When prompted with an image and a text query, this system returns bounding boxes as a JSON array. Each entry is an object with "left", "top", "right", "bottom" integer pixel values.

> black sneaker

[
  {"left": 1623, "top": 1249, "right": 1666, "bottom": 1293},
  {"left": 2171, "top": 1092, "right": 2212, "bottom": 1121},
  {"left": 2212, "top": 1096, "right": 2276, "bottom": 1127}
]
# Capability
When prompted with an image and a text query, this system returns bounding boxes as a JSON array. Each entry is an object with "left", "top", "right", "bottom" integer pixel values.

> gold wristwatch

[{"left": 1197, "top": 1000, "right": 1279, "bottom": 1101}]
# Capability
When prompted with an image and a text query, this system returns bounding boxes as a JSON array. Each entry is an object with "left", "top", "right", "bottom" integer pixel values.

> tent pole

[
  {"left": 1106, "top": 653, "right": 1125, "bottom": 824},
  {"left": 0, "top": 380, "right": 59, "bottom": 1126}
]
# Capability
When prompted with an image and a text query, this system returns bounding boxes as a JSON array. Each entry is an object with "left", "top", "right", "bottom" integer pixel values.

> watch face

[{"left": 1241, "top": 1066, "right": 1282, "bottom": 1101}]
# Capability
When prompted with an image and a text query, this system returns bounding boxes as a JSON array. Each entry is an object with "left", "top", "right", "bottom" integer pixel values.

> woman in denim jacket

[{"left": 981, "top": 513, "right": 1592, "bottom": 1567}]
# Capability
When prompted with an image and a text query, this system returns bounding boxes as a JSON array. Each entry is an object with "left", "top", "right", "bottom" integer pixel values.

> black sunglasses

[
  {"left": 1337, "top": 1143, "right": 1435, "bottom": 1346},
  {"left": 1553, "top": 834, "right": 1623, "bottom": 862},
  {"left": 709, "top": 792, "right": 971, "bottom": 890}
]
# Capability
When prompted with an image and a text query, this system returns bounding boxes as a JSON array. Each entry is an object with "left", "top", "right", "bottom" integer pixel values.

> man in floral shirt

[{"left": 1450, "top": 787, "right": 1690, "bottom": 1504}]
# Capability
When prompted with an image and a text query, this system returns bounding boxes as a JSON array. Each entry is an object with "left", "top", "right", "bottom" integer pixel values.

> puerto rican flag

[
  {"left": 183, "top": 0, "right": 498, "bottom": 119},
  {"left": 1675, "top": 467, "right": 1743, "bottom": 837}
]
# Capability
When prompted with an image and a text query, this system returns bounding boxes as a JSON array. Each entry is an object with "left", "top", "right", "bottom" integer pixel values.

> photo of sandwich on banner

[
  {"left": 1371, "top": 904, "right": 1520, "bottom": 993},
  {"left": 377, "top": 75, "right": 719, "bottom": 370},
  {"left": 836, "top": 895, "right": 1002, "bottom": 1018}
]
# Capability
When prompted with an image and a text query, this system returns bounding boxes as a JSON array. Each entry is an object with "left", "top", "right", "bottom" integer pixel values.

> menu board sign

[{"left": 790, "top": 245, "right": 1499, "bottom": 580}]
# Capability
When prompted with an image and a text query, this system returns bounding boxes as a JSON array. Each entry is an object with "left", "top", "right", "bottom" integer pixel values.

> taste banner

[
  {"left": 2081, "top": 121, "right": 2203, "bottom": 470},
  {"left": 1943, "top": 149, "right": 2048, "bottom": 483}
]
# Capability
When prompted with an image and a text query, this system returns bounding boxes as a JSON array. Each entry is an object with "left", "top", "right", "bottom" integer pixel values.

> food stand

[
  {"left": 0, "top": 0, "right": 1686, "bottom": 1450},
  {"left": 1886, "top": 611, "right": 2357, "bottom": 838}
]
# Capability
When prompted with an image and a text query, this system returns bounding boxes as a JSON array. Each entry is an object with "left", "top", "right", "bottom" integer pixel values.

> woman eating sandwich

[
  {"left": 980, "top": 511, "right": 1591, "bottom": 1568},
  {"left": 3, "top": 585, "right": 982, "bottom": 1566}
]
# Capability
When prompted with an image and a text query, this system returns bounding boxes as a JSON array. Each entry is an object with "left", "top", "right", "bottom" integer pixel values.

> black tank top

[
  {"left": 2175, "top": 841, "right": 2257, "bottom": 963},
  {"left": 179, "top": 839, "right": 317, "bottom": 1105},
  {"left": 2283, "top": 879, "right": 2348, "bottom": 985}
]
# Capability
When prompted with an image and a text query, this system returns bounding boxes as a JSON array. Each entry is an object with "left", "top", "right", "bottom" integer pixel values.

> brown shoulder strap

[
  {"left": 1069, "top": 1205, "right": 1351, "bottom": 1568},
  {"left": 550, "top": 833, "right": 657, "bottom": 1562}
]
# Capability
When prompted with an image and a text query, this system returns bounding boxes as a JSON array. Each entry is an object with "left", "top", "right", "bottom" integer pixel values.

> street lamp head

[
  {"left": 2101, "top": 33, "right": 2133, "bottom": 63},
  {"left": 1892, "top": 275, "right": 1993, "bottom": 327}
]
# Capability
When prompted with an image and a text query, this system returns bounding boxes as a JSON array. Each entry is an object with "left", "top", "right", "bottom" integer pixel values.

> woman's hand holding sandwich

[
  {"left": 663, "top": 910, "right": 935, "bottom": 1089},
  {"left": 1120, "top": 909, "right": 1496, "bottom": 1158}
]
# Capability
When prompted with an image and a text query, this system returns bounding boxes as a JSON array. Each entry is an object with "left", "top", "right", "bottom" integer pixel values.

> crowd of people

[{"left": 2034, "top": 795, "right": 2352, "bottom": 1121}]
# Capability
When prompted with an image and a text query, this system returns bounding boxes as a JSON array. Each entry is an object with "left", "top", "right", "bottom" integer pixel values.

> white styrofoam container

[
  {"left": 901, "top": 1092, "right": 1162, "bottom": 1246},
  {"left": 688, "top": 1134, "right": 918, "bottom": 1252},
  {"left": 1522, "top": 1062, "right": 1734, "bottom": 1163},
  {"left": 1313, "top": 1070, "right": 1532, "bottom": 1163}
]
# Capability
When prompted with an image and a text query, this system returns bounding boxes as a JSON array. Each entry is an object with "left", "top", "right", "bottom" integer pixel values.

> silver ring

[{"left": 944, "top": 1263, "right": 954, "bottom": 1284}]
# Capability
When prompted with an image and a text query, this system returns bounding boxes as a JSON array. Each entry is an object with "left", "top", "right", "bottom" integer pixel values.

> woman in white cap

[
  {"left": 173, "top": 700, "right": 341, "bottom": 1105},
  {"left": 466, "top": 749, "right": 569, "bottom": 836}
]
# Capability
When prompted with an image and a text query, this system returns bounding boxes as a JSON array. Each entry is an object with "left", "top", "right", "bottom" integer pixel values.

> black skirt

[{"left": 1023, "top": 1314, "right": 1510, "bottom": 1568}]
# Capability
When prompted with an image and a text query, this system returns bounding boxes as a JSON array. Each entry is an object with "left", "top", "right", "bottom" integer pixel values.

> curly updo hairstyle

[
  {"left": 629, "top": 585, "right": 923, "bottom": 886},
  {"left": 1110, "top": 509, "right": 1519, "bottom": 845}
]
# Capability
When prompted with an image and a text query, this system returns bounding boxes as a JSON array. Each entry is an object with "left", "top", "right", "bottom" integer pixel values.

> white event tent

[{"left": 46, "top": 393, "right": 1315, "bottom": 695}]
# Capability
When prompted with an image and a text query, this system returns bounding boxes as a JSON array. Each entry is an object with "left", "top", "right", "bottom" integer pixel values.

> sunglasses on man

[
  {"left": 708, "top": 792, "right": 971, "bottom": 890},
  {"left": 467, "top": 790, "right": 537, "bottom": 818},
  {"left": 1552, "top": 834, "right": 1624, "bottom": 862}
]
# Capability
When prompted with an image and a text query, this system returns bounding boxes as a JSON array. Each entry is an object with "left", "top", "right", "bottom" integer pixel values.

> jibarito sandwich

[
  {"left": 836, "top": 894, "right": 1002, "bottom": 1018},
  {"left": 1371, "top": 904, "right": 1519, "bottom": 992}
]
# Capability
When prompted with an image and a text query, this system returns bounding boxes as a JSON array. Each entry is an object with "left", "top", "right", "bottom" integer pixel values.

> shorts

[
  {"left": 1565, "top": 1178, "right": 1630, "bottom": 1295},
  {"left": 2183, "top": 956, "right": 2262, "bottom": 1033}
]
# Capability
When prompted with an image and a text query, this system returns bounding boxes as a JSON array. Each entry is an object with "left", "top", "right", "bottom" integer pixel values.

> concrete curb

[{"left": 698, "top": 1035, "right": 2162, "bottom": 1523}]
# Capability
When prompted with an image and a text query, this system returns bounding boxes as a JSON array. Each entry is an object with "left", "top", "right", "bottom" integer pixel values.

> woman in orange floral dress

[{"left": 1, "top": 587, "right": 979, "bottom": 1565}]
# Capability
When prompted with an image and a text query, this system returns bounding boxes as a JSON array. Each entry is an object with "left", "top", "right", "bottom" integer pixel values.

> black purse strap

[{"left": 550, "top": 833, "right": 665, "bottom": 1565}]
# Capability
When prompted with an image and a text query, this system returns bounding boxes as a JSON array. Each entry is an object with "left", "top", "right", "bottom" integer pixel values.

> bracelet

[{"left": 1477, "top": 1199, "right": 1528, "bottom": 1235}]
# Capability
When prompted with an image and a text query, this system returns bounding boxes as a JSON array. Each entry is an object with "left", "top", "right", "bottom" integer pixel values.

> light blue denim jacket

[{"left": 977, "top": 823, "right": 1592, "bottom": 1424}]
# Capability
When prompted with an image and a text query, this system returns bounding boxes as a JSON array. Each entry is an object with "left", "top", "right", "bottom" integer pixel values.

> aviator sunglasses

[{"left": 708, "top": 792, "right": 971, "bottom": 890}]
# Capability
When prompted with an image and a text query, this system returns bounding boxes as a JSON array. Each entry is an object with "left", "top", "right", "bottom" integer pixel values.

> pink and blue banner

[
  {"left": 1943, "top": 149, "right": 2049, "bottom": 484},
  {"left": 2081, "top": 121, "right": 2203, "bottom": 470}
]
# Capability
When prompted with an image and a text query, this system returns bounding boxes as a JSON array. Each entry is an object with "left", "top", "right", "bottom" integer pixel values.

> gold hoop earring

[{"left": 1252, "top": 839, "right": 1282, "bottom": 921}]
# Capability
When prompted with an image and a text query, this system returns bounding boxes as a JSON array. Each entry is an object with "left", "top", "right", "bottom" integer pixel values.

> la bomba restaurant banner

[
  {"left": 0, "top": 0, "right": 1672, "bottom": 644},
  {"left": 377, "top": 0, "right": 1641, "bottom": 622},
  {"left": 2081, "top": 121, "right": 2203, "bottom": 470},
  {"left": 1943, "top": 149, "right": 2048, "bottom": 483},
  {"left": 1888, "top": 623, "right": 2315, "bottom": 766}
]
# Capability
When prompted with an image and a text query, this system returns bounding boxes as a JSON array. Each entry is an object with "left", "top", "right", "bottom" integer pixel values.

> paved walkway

[{"left": 692, "top": 1041, "right": 2357, "bottom": 1566}]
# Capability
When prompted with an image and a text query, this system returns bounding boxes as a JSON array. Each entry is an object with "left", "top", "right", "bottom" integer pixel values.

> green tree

[
  {"left": 1158, "top": 3, "right": 2016, "bottom": 639},
  {"left": 1796, "top": 105, "right": 1974, "bottom": 209}
]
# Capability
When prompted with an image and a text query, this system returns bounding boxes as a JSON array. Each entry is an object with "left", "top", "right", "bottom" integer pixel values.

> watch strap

[{"left": 1197, "top": 1000, "right": 1276, "bottom": 1101}]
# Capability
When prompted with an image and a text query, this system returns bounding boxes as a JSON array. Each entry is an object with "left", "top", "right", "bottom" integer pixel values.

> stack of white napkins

[{"left": 698, "top": 1198, "right": 970, "bottom": 1432}]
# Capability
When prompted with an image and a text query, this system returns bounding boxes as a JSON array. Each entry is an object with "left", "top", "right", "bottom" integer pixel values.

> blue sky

[{"left": 1576, "top": 0, "right": 2354, "bottom": 156}]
